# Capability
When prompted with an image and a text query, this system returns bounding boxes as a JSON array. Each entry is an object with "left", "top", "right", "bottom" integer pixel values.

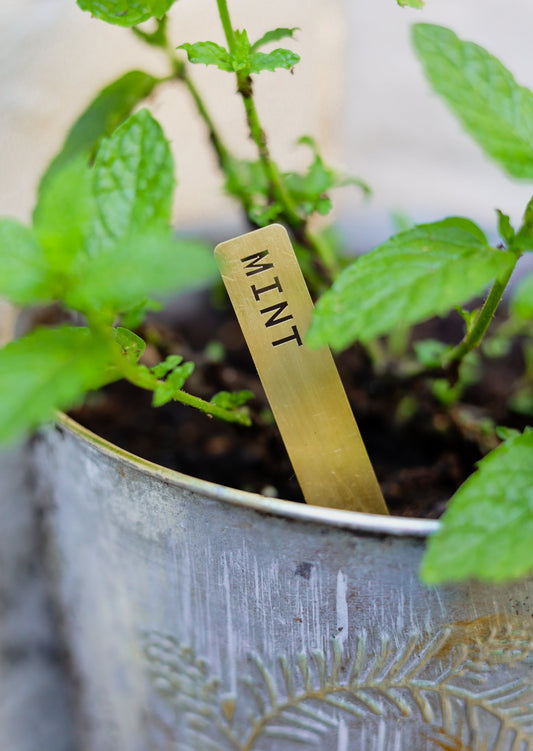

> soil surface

[{"left": 70, "top": 293, "right": 529, "bottom": 518}]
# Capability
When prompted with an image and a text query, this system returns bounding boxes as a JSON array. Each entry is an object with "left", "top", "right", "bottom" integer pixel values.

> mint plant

[
  {"left": 309, "top": 24, "right": 533, "bottom": 584},
  {"left": 0, "top": 108, "right": 254, "bottom": 443},
  {"left": 0, "top": 0, "right": 371, "bottom": 449},
  {"left": 0, "top": 3, "right": 532, "bottom": 586}
]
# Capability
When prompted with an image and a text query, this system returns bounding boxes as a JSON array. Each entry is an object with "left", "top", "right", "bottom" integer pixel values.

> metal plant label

[{"left": 215, "top": 224, "right": 388, "bottom": 515}]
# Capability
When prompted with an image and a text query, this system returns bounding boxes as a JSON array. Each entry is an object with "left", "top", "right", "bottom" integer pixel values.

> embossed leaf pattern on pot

[{"left": 142, "top": 620, "right": 533, "bottom": 751}]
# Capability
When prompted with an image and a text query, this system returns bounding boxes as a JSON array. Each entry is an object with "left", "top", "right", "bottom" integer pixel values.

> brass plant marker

[{"left": 215, "top": 224, "right": 388, "bottom": 515}]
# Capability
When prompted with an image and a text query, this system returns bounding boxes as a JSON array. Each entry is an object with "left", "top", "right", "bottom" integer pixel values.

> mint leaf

[
  {"left": 39, "top": 71, "right": 158, "bottom": 192},
  {"left": 514, "top": 196, "right": 533, "bottom": 251},
  {"left": 250, "top": 48, "right": 300, "bottom": 74},
  {"left": 210, "top": 390, "right": 254, "bottom": 409},
  {"left": 210, "top": 390, "right": 253, "bottom": 425},
  {"left": 121, "top": 298, "right": 162, "bottom": 329},
  {"left": 177, "top": 42, "right": 233, "bottom": 72},
  {"left": 0, "top": 327, "right": 116, "bottom": 445},
  {"left": 421, "top": 431, "right": 533, "bottom": 583},
  {"left": 510, "top": 273, "right": 533, "bottom": 321},
  {"left": 413, "top": 24, "right": 533, "bottom": 179},
  {"left": 77, "top": 0, "right": 177, "bottom": 27},
  {"left": 65, "top": 232, "right": 216, "bottom": 316},
  {"left": 33, "top": 156, "right": 94, "bottom": 271},
  {"left": 114, "top": 327, "right": 146, "bottom": 363},
  {"left": 397, "top": 0, "right": 424, "bottom": 7},
  {"left": 496, "top": 210, "right": 515, "bottom": 246},
  {"left": 152, "top": 361, "right": 195, "bottom": 406},
  {"left": 151, "top": 354, "right": 183, "bottom": 378},
  {"left": 89, "top": 109, "right": 174, "bottom": 252},
  {"left": 308, "top": 218, "right": 512, "bottom": 350},
  {"left": 0, "top": 220, "right": 54, "bottom": 305},
  {"left": 284, "top": 136, "right": 370, "bottom": 217},
  {"left": 233, "top": 29, "right": 253, "bottom": 72},
  {"left": 178, "top": 35, "right": 299, "bottom": 75},
  {"left": 251, "top": 27, "right": 299, "bottom": 52},
  {"left": 413, "top": 339, "right": 449, "bottom": 369}
]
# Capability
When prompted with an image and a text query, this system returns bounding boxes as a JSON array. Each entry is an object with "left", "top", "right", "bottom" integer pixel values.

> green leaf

[
  {"left": 89, "top": 109, "right": 174, "bottom": 252},
  {"left": 308, "top": 218, "right": 512, "bottom": 350},
  {"left": 0, "top": 220, "right": 54, "bottom": 305},
  {"left": 412, "top": 24, "right": 533, "bottom": 179},
  {"left": 77, "top": 0, "right": 177, "bottom": 27},
  {"left": 166, "top": 361, "right": 195, "bottom": 389},
  {"left": 510, "top": 273, "right": 533, "bottom": 321},
  {"left": 210, "top": 390, "right": 254, "bottom": 409},
  {"left": 233, "top": 29, "right": 253, "bottom": 72},
  {"left": 33, "top": 156, "right": 94, "bottom": 271},
  {"left": 251, "top": 27, "right": 299, "bottom": 52},
  {"left": 152, "top": 361, "right": 195, "bottom": 406},
  {"left": 177, "top": 35, "right": 299, "bottom": 75},
  {"left": 509, "top": 386, "right": 533, "bottom": 416},
  {"left": 151, "top": 354, "right": 183, "bottom": 378},
  {"left": 120, "top": 298, "right": 163, "bottom": 329},
  {"left": 421, "top": 431, "right": 533, "bottom": 583},
  {"left": 65, "top": 232, "right": 216, "bottom": 316},
  {"left": 397, "top": 0, "right": 424, "bottom": 7},
  {"left": 177, "top": 41, "right": 233, "bottom": 72},
  {"left": 250, "top": 48, "right": 300, "bottom": 74},
  {"left": 413, "top": 339, "right": 449, "bottom": 369},
  {"left": 514, "top": 196, "right": 533, "bottom": 251},
  {"left": 39, "top": 71, "right": 158, "bottom": 191},
  {"left": 283, "top": 137, "right": 369, "bottom": 218},
  {"left": 114, "top": 327, "right": 146, "bottom": 363},
  {"left": 0, "top": 327, "right": 116, "bottom": 445},
  {"left": 496, "top": 209, "right": 515, "bottom": 246}
]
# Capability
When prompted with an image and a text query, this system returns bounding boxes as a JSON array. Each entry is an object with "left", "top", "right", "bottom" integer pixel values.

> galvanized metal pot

[{"left": 35, "top": 415, "right": 533, "bottom": 751}]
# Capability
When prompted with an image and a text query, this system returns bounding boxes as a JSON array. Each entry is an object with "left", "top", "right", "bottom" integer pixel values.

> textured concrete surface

[{"left": 0, "top": 444, "right": 77, "bottom": 751}]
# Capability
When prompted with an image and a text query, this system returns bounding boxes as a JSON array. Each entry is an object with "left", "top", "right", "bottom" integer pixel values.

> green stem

[
  {"left": 182, "top": 72, "right": 233, "bottom": 171},
  {"left": 88, "top": 316, "right": 251, "bottom": 426},
  {"left": 444, "top": 254, "right": 519, "bottom": 367},
  {"left": 215, "top": 0, "right": 340, "bottom": 280},
  {"left": 238, "top": 78, "right": 303, "bottom": 228},
  {"left": 121, "top": 354, "right": 251, "bottom": 425},
  {"left": 216, "top": 0, "right": 237, "bottom": 55}
]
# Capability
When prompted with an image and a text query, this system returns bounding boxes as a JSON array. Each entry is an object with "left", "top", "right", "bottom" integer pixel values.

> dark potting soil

[{"left": 70, "top": 293, "right": 529, "bottom": 518}]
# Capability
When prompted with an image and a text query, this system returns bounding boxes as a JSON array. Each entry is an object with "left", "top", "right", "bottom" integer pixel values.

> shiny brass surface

[{"left": 215, "top": 224, "right": 388, "bottom": 515}]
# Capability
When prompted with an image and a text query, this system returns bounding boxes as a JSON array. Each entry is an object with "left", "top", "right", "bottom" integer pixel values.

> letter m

[{"left": 240, "top": 250, "right": 274, "bottom": 277}]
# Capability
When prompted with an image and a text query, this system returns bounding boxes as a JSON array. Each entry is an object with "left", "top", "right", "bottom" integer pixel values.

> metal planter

[{"left": 35, "top": 415, "right": 533, "bottom": 751}]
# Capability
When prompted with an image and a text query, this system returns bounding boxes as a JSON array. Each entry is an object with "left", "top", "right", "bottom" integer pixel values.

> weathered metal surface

[
  {"left": 0, "top": 442, "right": 77, "bottom": 751},
  {"left": 35, "top": 417, "right": 533, "bottom": 751}
]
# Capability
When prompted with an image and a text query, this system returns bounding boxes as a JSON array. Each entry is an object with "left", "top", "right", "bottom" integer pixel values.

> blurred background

[{"left": 2, "top": 0, "right": 533, "bottom": 248}]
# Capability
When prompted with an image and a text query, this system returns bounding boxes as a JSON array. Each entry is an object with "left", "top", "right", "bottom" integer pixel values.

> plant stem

[
  {"left": 119, "top": 351, "right": 251, "bottom": 426},
  {"left": 87, "top": 315, "right": 251, "bottom": 426},
  {"left": 214, "top": 0, "right": 340, "bottom": 279},
  {"left": 133, "top": 7, "right": 341, "bottom": 282},
  {"left": 444, "top": 253, "right": 519, "bottom": 367},
  {"left": 216, "top": 0, "right": 237, "bottom": 55},
  {"left": 238, "top": 80, "right": 304, "bottom": 228},
  {"left": 181, "top": 71, "right": 233, "bottom": 170}
]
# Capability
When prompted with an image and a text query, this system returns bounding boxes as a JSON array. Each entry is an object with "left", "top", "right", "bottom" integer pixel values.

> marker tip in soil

[{"left": 215, "top": 224, "right": 389, "bottom": 515}]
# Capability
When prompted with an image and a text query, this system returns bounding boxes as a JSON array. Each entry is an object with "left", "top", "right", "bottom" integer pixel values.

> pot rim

[{"left": 56, "top": 412, "right": 440, "bottom": 539}]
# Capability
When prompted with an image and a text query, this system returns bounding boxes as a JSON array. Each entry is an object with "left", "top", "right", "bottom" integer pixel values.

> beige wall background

[{"left": 1, "top": 0, "right": 533, "bottom": 247}]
